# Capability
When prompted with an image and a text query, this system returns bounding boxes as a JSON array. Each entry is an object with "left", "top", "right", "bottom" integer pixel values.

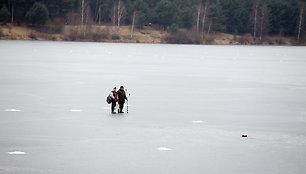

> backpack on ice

[{"left": 106, "top": 95, "right": 112, "bottom": 104}]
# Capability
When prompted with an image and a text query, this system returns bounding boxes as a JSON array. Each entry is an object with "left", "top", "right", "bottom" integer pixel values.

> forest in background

[{"left": 0, "top": 0, "right": 305, "bottom": 44}]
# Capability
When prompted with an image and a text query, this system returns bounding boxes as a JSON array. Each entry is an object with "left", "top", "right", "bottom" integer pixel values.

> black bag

[{"left": 106, "top": 95, "right": 112, "bottom": 104}]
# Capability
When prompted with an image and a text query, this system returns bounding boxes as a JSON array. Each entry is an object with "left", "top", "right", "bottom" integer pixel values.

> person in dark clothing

[
  {"left": 109, "top": 87, "right": 118, "bottom": 114},
  {"left": 117, "top": 86, "right": 128, "bottom": 113}
]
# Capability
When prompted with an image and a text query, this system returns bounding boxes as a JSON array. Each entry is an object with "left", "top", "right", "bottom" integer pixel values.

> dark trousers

[
  {"left": 118, "top": 102, "right": 124, "bottom": 113},
  {"left": 111, "top": 101, "right": 116, "bottom": 113}
]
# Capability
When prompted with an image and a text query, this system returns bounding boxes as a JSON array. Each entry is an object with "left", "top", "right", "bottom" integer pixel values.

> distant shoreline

[{"left": 0, "top": 24, "right": 304, "bottom": 46}]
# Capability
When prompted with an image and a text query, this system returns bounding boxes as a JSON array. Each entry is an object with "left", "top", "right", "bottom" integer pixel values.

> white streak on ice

[
  {"left": 157, "top": 147, "right": 172, "bottom": 151},
  {"left": 4, "top": 109, "right": 21, "bottom": 112},
  {"left": 192, "top": 120, "right": 205, "bottom": 124},
  {"left": 70, "top": 109, "right": 82, "bottom": 112},
  {"left": 8, "top": 151, "right": 26, "bottom": 155}
]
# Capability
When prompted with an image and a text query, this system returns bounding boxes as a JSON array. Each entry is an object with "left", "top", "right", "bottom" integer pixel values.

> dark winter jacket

[{"left": 117, "top": 89, "right": 127, "bottom": 103}]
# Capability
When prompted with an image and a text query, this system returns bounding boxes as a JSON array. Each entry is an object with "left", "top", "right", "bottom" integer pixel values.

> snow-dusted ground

[{"left": 0, "top": 40, "right": 306, "bottom": 174}]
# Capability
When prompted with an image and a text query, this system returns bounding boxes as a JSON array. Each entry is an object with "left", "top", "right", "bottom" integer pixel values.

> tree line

[{"left": 0, "top": 0, "right": 305, "bottom": 41}]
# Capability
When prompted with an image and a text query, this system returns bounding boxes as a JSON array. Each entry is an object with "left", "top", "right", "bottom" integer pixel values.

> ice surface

[{"left": 0, "top": 40, "right": 306, "bottom": 174}]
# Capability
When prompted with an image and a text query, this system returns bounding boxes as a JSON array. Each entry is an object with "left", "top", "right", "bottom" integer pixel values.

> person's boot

[
  {"left": 119, "top": 108, "right": 124, "bottom": 113},
  {"left": 111, "top": 108, "right": 116, "bottom": 114}
]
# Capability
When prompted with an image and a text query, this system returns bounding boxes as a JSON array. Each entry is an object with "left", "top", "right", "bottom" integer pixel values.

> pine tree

[
  {"left": 25, "top": 2, "right": 49, "bottom": 26},
  {"left": 0, "top": 5, "right": 11, "bottom": 24},
  {"left": 155, "top": 0, "right": 179, "bottom": 30},
  {"left": 132, "top": 0, "right": 150, "bottom": 28},
  {"left": 208, "top": 0, "right": 226, "bottom": 32}
]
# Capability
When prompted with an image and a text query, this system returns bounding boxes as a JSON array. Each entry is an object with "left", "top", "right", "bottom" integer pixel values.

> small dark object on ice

[{"left": 242, "top": 134, "right": 248, "bottom": 137}]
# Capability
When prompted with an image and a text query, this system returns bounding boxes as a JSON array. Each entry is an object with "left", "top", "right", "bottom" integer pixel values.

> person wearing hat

[
  {"left": 117, "top": 86, "right": 128, "bottom": 113},
  {"left": 109, "top": 87, "right": 118, "bottom": 114}
]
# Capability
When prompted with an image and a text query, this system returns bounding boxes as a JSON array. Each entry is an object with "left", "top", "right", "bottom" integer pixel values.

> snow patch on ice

[
  {"left": 70, "top": 109, "right": 82, "bottom": 112},
  {"left": 4, "top": 109, "right": 21, "bottom": 112},
  {"left": 192, "top": 120, "right": 206, "bottom": 124},
  {"left": 8, "top": 151, "right": 26, "bottom": 155},
  {"left": 157, "top": 147, "right": 172, "bottom": 151}
]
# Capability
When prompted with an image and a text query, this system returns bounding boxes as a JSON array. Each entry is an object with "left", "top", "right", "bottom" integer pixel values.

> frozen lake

[{"left": 0, "top": 40, "right": 306, "bottom": 174}]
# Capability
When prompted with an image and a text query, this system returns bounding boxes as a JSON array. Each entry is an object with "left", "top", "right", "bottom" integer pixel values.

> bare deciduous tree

[
  {"left": 196, "top": 3, "right": 202, "bottom": 32},
  {"left": 117, "top": 0, "right": 126, "bottom": 32},
  {"left": 111, "top": 5, "right": 116, "bottom": 26},
  {"left": 94, "top": 0, "right": 102, "bottom": 24},
  {"left": 130, "top": 11, "right": 136, "bottom": 39},
  {"left": 201, "top": 1, "right": 209, "bottom": 38},
  {"left": 7, "top": 0, "right": 14, "bottom": 23},
  {"left": 110, "top": 0, "right": 126, "bottom": 33},
  {"left": 297, "top": 5, "right": 304, "bottom": 41},
  {"left": 250, "top": 1, "right": 268, "bottom": 42},
  {"left": 109, "top": 5, "right": 116, "bottom": 33},
  {"left": 259, "top": 3, "right": 267, "bottom": 41},
  {"left": 85, "top": 5, "right": 90, "bottom": 25},
  {"left": 207, "top": 21, "right": 212, "bottom": 35},
  {"left": 11, "top": 0, "right": 14, "bottom": 23},
  {"left": 81, "top": 0, "right": 85, "bottom": 25},
  {"left": 253, "top": 1, "right": 259, "bottom": 41},
  {"left": 98, "top": 6, "right": 102, "bottom": 24}
]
